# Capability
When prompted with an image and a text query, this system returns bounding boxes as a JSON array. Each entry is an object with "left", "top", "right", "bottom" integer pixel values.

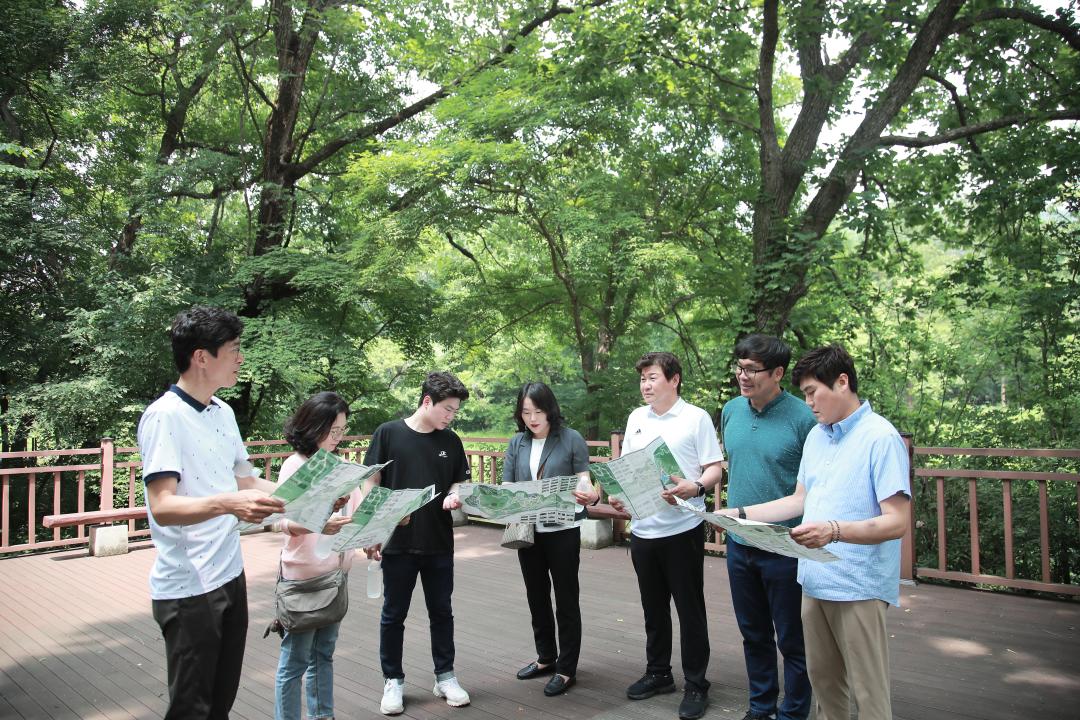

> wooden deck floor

[{"left": 0, "top": 524, "right": 1077, "bottom": 720}]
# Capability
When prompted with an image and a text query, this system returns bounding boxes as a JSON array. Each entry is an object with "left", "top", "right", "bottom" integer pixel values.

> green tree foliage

[{"left": 0, "top": 0, "right": 1077, "bottom": 582}]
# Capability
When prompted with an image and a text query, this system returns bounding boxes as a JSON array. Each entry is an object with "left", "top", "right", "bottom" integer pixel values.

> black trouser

[
  {"left": 517, "top": 526, "right": 582, "bottom": 677},
  {"left": 152, "top": 572, "right": 248, "bottom": 720},
  {"left": 380, "top": 552, "right": 456, "bottom": 680},
  {"left": 630, "top": 524, "right": 710, "bottom": 693}
]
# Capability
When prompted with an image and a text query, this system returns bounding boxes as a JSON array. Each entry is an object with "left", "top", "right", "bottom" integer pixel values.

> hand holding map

[
  {"left": 457, "top": 476, "right": 580, "bottom": 524},
  {"left": 331, "top": 485, "right": 440, "bottom": 552},
  {"left": 672, "top": 497, "right": 839, "bottom": 562},
  {"left": 588, "top": 437, "right": 682, "bottom": 519},
  {"left": 242, "top": 449, "right": 389, "bottom": 533}
]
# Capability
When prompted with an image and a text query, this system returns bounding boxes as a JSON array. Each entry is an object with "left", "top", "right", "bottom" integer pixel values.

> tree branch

[
  {"left": 757, "top": 0, "right": 781, "bottom": 159},
  {"left": 649, "top": 49, "right": 757, "bottom": 94},
  {"left": 922, "top": 70, "right": 982, "bottom": 155},
  {"left": 878, "top": 108, "right": 1080, "bottom": 147},
  {"left": 446, "top": 231, "right": 486, "bottom": 282},
  {"left": 952, "top": 7, "right": 1080, "bottom": 53},
  {"left": 291, "top": 0, "right": 614, "bottom": 180}
]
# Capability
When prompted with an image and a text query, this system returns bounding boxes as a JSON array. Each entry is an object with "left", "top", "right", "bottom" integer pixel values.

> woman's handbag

[
  {"left": 270, "top": 554, "right": 349, "bottom": 635},
  {"left": 501, "top": 521, "right": 535, "bottom": 550}
]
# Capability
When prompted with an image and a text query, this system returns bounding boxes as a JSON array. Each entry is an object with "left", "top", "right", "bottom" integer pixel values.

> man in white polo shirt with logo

[
  {"left": 138, "top": 306, "right": 285, "bottom": 720},
  {"left": 611, "top": 352, "right": 725, "bottom": 720}
]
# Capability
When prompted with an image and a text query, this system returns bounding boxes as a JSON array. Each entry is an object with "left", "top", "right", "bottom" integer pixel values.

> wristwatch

[
  {"left": 694, "top": 481, "right": 706, "bottom": 497},
  {"left": 737, "top": 507, "right": 747, "bottom": 519}
]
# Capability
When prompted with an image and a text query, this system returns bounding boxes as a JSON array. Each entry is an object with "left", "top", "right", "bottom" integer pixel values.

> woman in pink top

[{"left": 275, "top": 392, "right": 361, "bottom": 720}]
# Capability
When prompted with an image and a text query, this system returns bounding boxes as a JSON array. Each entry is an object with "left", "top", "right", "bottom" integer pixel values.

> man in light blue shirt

[{"left": 718, "top": 345, "right": 910, "bottom": 720}]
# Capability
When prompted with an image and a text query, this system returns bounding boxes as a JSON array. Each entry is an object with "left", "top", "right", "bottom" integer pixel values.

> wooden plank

[
  {"left": 915, "top": 568, "right": 1080, "bottom": 596},
  {"left": 915, "top": 447, "right": 1080, "bottom": 458},
  {"left": 1, "top": 525, "right": 1078, "bottom": 720},
  {"left": 1003, "top": 480, "right": 1014, "bottom": 579},
  {"left": 2, "top": 475, "right": 9, "bottom": 548},
  {"left": 1039, "top": 480, "right": 1051, "bottom": 582},
  {"left": 917, "top": 468, "right": 1080, "bottom": 481},
  {"left": 968, "top": 478, "right": 980, "bottom": 575},
  {"left": 0, "top": 464, "right": 102, "bottom": 477},
  {"left": 936, "top": 477, "right": 947, "bottom": 570},
  {"left": 0, "top": 448, "right": 102, "bottom": 459},
  {"left": 52, "top": 472, "right": 61, "bottom": 542},
  {"left": 27, "top": 473, "right": 36, "bottom": 549},
  {"left": 43, "top": 508, "right": 148, "bottom": 529}
]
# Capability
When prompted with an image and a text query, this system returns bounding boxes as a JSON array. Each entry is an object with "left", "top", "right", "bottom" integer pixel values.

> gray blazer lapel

[{"left": 536, "top": 430, "right": 561, "bottom": 478}]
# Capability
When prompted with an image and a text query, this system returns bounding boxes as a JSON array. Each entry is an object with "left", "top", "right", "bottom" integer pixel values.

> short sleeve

[
  {"left": 871, "top": 432, "right": 911, "bottom": 502},
  {"left": 233, "top": 425, "right": 249, "bottom": 466},
  {"left": 621, "top": 412, "right": 640, "bottom": 454},
  {"left": 694, "top": 410, "right": 724, "bottom": 466},
  {"left": 719, "top": 401, "right": 733, "bottom": 445},
  {"left": 571, "top": 430, "right": 590, "bottom": 474},
  {"left": 364, "top": 425, "right": 388, "bottom": 466},
  {"left": 454, "top": 435, "right": 471, "bottom": 484},
  {"left": 138, "top": 407, "right": 182, "bottom": 483},
  {"left": 277, "top": 453, "right": 305, "bottom": 485}
]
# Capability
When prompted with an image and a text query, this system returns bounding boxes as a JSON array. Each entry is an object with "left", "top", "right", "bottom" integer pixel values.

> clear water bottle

[{"left": 366, "top": 559, "right": 382, "bottom": 599}]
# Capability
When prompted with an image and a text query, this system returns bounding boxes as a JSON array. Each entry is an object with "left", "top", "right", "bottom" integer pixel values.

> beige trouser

[{"left": 801, "top": 596, "right": 892, "bottom": 720}]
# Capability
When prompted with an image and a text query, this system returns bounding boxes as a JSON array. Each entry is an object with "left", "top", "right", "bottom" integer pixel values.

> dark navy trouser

[
  {"left": 726, "top": 540, "right": 811, "bottom": 720},
  {"left": 380, "top": 552, "right": 455, "bottom": 680}
]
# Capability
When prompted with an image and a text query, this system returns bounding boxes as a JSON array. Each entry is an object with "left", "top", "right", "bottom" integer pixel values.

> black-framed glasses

[{"left": 731, "top": 363, "right": 772, "bottom": 379}]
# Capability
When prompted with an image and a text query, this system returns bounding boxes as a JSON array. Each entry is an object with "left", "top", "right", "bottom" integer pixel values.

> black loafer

[
  {"left": 544, "top": 674, "right": 575, "bottom": 696},
  {"left": 516, "top": 661, "right": 556, "bottom": 680}
]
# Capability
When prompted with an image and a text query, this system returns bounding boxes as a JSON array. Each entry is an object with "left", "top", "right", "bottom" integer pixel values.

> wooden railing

[
  {"left": 0, "top": 434, "right": 623, "bottom": 554},
  {"left": 909, "top": 447, "right": 1080, "bottom": 596},
  {"left": 3, "top": 435, "right": 1079, "bottom": 596}
]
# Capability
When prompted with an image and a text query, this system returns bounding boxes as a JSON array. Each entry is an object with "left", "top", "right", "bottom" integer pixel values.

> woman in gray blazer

[{"left": 503, "top": 382, "right": 599, "bottom": 696}]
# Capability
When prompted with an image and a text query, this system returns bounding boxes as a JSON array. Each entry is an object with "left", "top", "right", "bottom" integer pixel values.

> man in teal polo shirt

[
  {"left": 718, "top": 345, "right": 911, "bottom": 720},
  {"left": 721, "top": 335, "right": 816, "bottom": 720}
]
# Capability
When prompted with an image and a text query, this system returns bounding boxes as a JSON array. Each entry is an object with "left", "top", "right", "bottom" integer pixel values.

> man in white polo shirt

[
  {"left": 611, "top": 352, "right": 725, "bottom": 720},
  {"left": 138, "top": 306, "right": 285, "bottom": 720}
]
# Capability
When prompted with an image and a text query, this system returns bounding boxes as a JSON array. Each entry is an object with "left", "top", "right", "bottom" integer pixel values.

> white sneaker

[
  {"left": 381, "top": 678, "right": 404, "bottom": 715},
  {"left": 433, "top": 676, "right": 471, "bottom": 707}
]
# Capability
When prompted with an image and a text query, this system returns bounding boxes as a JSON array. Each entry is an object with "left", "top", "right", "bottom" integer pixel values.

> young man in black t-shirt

[{"left": 364, "top": 372, "right": 472, "bottom": 715}]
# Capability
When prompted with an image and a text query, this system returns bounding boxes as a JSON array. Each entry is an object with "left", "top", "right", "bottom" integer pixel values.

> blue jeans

[
  {"left": 380, "top": 552, "right": 455, "bottom": 680},
  {"left": 727, "top": 540, "right": 810, "bottom": 720},
  {"left": 275, "top": 622, "right": 340, "bottom": 720}
]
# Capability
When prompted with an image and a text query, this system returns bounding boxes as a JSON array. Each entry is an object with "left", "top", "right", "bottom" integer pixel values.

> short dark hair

[
  {"left": 514, "top": 382, "right": 564, "bottom": 435},
  {"left": 792, "top": 345, "right": 859, "bottom": 395},
  {"left": 418, "top": 371, "right": 469, "bottom": 407},
  {"left": 170, "top": 306, "right": 243, "bottom": 373},
  {"left": 635, "top": 352, "right": 682, "bottom": 394},
  {"left": 284, "top": 391, "right": 351, "bottom": 457},
  {"left": 734, "top": 334, "right": 793, "bottom": 373}
]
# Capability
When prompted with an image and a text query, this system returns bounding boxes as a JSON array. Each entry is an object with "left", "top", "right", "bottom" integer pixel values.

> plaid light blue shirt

[{"left": 796, "top": 401, "right": 910, "bottom": 606}]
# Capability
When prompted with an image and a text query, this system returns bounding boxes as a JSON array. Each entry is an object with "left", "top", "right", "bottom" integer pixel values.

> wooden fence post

[
  {"left": 99, "top": 437, "right": 114, "bottom": 512},
  {"left": 900, "top": 432, "right": 916, "bottom": 584}
]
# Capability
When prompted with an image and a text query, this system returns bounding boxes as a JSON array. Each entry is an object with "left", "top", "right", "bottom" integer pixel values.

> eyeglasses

[
  {"left": 731, "top": 363, "right": 772, "bottom": 379},
  {"left": 328, "top": 426, "right": 348, "bottom": 439}
]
